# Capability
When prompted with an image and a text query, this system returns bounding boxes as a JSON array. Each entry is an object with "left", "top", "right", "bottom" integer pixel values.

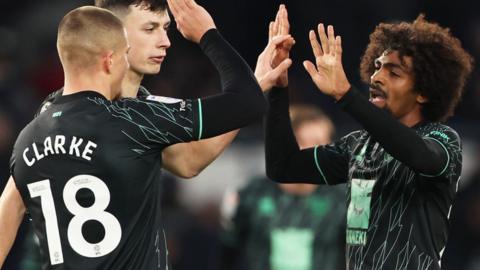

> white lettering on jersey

[
  {"left": 54, "top": 136, "right": 66, "bottom": 154},
  {"left": 82, "top": 141, "right": 97, "bottom": 161},
  {"left": 44, "top": 137, "right": 55, "bottom": 156},
  {"left": 21, "top": 136, "right": 97, "bottom": 167},
  {"left": 32, "top": 143, "right": 45, "bottom": 161},
  {"left": 69, "top": 137, "right": 83, "bottom": 157},
  {"left": 23, "top": 148, "right": 35, "bottom": 167}
]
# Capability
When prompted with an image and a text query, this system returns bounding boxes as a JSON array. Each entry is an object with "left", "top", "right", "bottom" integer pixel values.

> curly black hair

[
  {"left": 95, "top": 0, "right": 167, "bottom": 12},
  {"left": 360, "top": 15, "right": 474, "bottom": 122}
]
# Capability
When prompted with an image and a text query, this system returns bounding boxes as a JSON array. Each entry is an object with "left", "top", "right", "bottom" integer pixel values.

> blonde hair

[
  {"left": 57, "top": 6, "right": 126, "bottom": 69},
  {"left": 289, "top": 104, "right": 335, "bottom": 140}
]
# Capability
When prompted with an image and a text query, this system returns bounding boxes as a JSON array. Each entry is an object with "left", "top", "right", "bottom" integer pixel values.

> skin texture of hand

[
  {"left": 269, "top": 4, "right": 295, "bottom": 87},
  {"left": 254, "top": 4, "right": 295, "bottom": 92},
  {"left": 167, "top": 0, "right": 216, "bottom": 43},
  {"left": 255, "top": 35, "right": 293, "bottom": 92},
  {"left": 303, "top": 24, "right": 351, "bottom": 100}
]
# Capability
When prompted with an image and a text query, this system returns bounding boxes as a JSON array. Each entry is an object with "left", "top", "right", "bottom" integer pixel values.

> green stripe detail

[
  {"left": 314, "top": 146, "right": 329, "bottom": 185},
  {"left": 197, "top": 99, "right": 203, "bottom": 140},
  {"left": 420, "top": 137, "right": 450, "bottom": 177}
]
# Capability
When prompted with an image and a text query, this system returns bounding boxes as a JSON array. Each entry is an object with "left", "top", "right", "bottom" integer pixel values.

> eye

[
  {"left": 390, "top": 71, "right": 400, "bottom": 77},
  {"left": 145, "top": 28, "right": 154, "bottom": 33}
]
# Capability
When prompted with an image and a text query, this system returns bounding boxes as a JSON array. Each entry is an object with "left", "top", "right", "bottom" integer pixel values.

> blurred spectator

[{"left": 220, "top": 105, "right": 346, "bottom": 270}]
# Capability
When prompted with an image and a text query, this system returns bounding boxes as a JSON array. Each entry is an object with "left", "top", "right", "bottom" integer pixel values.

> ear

[
  {"left": 102, "top": 51, "right": 115, "bottom": 74},
  {"left": 416, "top": 94, "right": 428, "bottom": 104}
]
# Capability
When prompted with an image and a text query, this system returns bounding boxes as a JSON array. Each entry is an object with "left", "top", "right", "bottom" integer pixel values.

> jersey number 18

[{"left": 28, "top": 175, "right": 122, "bottom": 265}]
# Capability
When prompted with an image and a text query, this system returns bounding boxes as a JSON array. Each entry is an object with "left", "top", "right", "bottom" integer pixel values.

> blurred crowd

[{"left": 0, "top": 0, "right": 478, "bottom": 269}]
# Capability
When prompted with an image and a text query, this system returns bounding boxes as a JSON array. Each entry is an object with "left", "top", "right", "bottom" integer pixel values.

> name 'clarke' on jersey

[
  {"left": 22, "top": 135, "right": 98, "bottom": 167},
  {"left": 10, "top": 91, "right": 202, "bottom": 270}
]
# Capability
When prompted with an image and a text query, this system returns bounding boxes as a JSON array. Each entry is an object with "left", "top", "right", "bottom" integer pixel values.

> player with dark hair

[
  {"left": 37, "top": 0, "right": 293, "bottom": 178},
  {"left": 0, "top": 1, "right": 291, "bottom": 269},
  {"left": 265, "top": 11, "right": 473, "bottom": 270}
]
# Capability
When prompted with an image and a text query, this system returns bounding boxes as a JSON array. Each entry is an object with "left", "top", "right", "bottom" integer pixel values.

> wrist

[{"left": 333, "top": 83, "right": 351, "bottom": 101}]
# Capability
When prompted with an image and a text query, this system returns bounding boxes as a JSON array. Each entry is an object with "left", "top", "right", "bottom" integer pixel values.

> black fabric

[
  {"left": 337, "top": 87, "right": 448, "bottom": 176},
  {"left": 11, "top": 29, "right": 265, "bottom": 270},
  {"left": 11, "top": 91, "right": 199, "bottom": 270},
  {"left": 266, "top": 87, "right": 452, "bottom": 182},
  {"left": 264, "top": 86, "right": 462, "bottom": 270},
  {"left": 198, "top": 29, "right": 266, "bottom": 138},
  {"left": 265, "top": 87, "right": 350, "bottom": 184}
]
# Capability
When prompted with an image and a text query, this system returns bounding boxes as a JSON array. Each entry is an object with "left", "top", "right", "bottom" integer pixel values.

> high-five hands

[
  {"left": 255, "top": 5, "right": 295, "bottom": 92},
  {"left": 167, "top": 0, "right": 216, "bottom": 43},
  {"left": 303, "top": 24, "right": 351, "bottom": 100}
]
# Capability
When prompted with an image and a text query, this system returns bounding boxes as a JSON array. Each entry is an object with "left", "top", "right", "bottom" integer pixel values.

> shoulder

[{"left": 418, "top": 122, "right": 461, "bottom": 147}]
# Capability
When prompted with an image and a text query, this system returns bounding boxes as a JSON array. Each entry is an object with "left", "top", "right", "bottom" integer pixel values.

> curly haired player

[{"left": 265, "top": 13, "right": 473, "bottom": 270}]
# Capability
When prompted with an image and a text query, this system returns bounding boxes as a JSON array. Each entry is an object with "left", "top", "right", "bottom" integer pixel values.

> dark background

[{"left": 0, "top": 0, "right": 479, "bottom": 269}]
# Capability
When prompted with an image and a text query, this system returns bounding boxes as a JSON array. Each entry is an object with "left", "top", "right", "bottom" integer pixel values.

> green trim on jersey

[
  {"left": 314, "top": 146, "right": 328, "bottom": 185},
  {"left": 420, "top": 137, "right": 450, "bottom": 177},
  {"left": 197, "top": 99, "right": 203, "bottom": 140}
]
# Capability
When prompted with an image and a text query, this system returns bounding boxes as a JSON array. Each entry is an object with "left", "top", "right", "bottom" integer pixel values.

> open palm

[{"left": 303, "top": 24, "right": 351, "bottom": 100}]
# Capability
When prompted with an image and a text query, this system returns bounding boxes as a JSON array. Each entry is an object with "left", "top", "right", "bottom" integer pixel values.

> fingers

[
  {"left": 167, "top": 0, "right": 179, "bottom": 17},
  {"left": 327, "top": 25, "right": 335, "bottom": 56},
  {"left": 174, "top": 0, "right": 189, "bottom": 11},
  {"left": 184, "top": 0, "right": 197, "bottom": 9},
  {"left": 303, "top": 60, "right": 318, "bottom": 80},
  {"left": 317, "top": 23, "right": 329, "bottom": 54},
  {"left": 309, "top": 30, "right": 323, "bottom": 58},
  {"left": 272, "top": 7, "right": 280, "bottom": 37},
  {"left": 283, "top": 37, "right": 296, "bottom": 50},
  {"left": 335, "top": 36, "right": 343, "bottom": 63},
  {"left": 270, "top": 58, "right": 292, "bottom": 77},
  {"left": 279, "top": 4, "right": 289, "bottom": 36},
  {"left": 268, "top": 22, "right": 273, "bottom": 41},
  {"left": 265, "top": 35, "right": 292, "bottom": 58}
]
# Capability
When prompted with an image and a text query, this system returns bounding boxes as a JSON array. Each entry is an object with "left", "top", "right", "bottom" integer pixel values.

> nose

[
  {"left": 157, "top": 29, "right": 171, "bottom": 50},
  {"left": 370, "top": 68, "right": 385, "bottom": 86}
]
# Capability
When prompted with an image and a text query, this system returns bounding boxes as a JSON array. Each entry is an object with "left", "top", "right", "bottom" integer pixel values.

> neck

[
  {"left": 121, "top": 69, "right": 144, "bottom": 98},
  {"left": 398, "top": 105, "right": 424, "bottom": 127},
  {"left": 63, "top": 70, "right": 113, "bottom": 100},
  {"left": 278, "top": 183, "right": 317, "bottom": 195}
]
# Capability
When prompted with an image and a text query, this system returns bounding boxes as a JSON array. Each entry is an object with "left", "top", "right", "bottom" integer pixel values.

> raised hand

[
  {"left": 254, "top": 5, "right": 295, "bottom": 92},
  {"left": 167, "top": 0, "right": 216, "bottom": 43},
  {"left": 255, "top": 35, "right": 293, "bottom": 92},
  {"left": 270, "top": 4, "right": 295, "bottom": 87},
  {"left": 303, "top": 24, "right": 351, "bottom": 100}
]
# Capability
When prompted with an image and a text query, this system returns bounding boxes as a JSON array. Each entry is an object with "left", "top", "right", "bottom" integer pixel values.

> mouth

[
  {"left": 369, "top": 86, "right": 387, "bottom": 106},
  {"left": 149, "top": 56, "right": 165, "bottom": 64}
]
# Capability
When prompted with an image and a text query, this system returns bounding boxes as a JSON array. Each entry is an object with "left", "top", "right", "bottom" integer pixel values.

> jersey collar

[{"left": 53, "top": 91, "right": 108, "bottom": 104}]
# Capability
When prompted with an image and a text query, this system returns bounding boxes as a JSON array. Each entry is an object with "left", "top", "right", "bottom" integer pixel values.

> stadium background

[{"left": 0, "top": 0, "right": 478, "bottom": 269}]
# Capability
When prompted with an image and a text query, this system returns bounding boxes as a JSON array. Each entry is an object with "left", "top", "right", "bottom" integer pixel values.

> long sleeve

[
  {"left": 265, "top": 87, "right": 349, "bottom": 184},
  {"left": 196, "top": 29, "right": 267, "bottom": 139},
  {"left": 338, "top": 87, "right": 452, "bottom": 177}
]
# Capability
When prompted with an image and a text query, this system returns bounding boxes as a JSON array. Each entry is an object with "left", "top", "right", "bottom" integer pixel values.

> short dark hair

[
  {"left": 360, "top": 15, "right": 474, "bottom": 122},
  {"left": 95, "top": 0, "right": 167, "bottom": 13}
]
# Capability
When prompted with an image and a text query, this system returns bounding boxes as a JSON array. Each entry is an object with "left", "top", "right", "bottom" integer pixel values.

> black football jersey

[{"left": 10, "top": 91, "right": 201, "bottom": 270}]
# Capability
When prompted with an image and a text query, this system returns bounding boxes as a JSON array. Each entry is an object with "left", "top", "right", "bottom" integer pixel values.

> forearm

[
  {"left": 0, "top": 177, "right": 25, "bottom": 268},
  {"left": 265, "top": 88, "right": 321, "bottom": 183},
  {"left": 339, "top": 87, "right": 448, "bottom": 175},
  {"left": 162, "top": 130, "right": 239, "bottom": 178},
  {"left": 198, "top": 29, "right": 267, "bottom": 138}
]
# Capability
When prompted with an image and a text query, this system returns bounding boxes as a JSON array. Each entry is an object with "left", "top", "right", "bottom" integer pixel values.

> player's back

[{"left": 10, "top": 91, "right": 199, "bottom": 269}]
